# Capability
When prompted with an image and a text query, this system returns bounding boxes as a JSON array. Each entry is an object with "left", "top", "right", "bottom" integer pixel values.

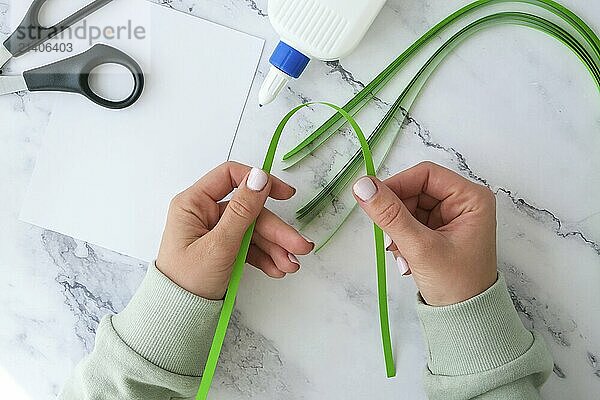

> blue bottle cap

[{"left": 269, "top": 41, "right": 310, "bottom": 79}]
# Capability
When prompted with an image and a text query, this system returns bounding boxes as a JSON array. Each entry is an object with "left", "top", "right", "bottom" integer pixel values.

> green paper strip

[
  {"left": 196, "top": 1, "right": 600, "bottom": 397},
  {"left": 283, "top": 0, "right": 600, "bottom": 165},
  {"left": 196, "top": 102, "right": 394, "bottom": 400},
  {"left": 296, "top": 11, "right": 600, "bottom": 223},
  {"left": 290, "top": 4, "right": 600, "bottom": 228}
]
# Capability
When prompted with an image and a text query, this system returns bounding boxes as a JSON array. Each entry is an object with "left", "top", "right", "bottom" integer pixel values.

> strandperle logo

[{"left": 14, "top": 19, "right": 147, "bottom": 46}]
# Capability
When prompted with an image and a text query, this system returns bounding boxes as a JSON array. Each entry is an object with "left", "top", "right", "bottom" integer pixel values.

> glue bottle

[{"left": 259, "top": 0, "right": 387, "bottom": 106}]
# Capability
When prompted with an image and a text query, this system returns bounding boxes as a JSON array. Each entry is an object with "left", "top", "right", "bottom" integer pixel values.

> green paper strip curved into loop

[{"left": 196, "top": 102, "right": 394, "bottom": 400}]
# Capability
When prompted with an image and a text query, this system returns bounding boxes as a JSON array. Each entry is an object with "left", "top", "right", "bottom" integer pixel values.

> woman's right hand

[{"left": 352, "top": 161, "right": 498, "bottom": 306}]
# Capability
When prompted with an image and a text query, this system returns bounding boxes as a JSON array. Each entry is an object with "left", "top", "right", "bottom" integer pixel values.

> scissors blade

[
  {"left": 0, "top": 75, "right": 27, "bottom": 96},
  {"left": 0, "top": 44, "right": 12, "bottom": 71}
]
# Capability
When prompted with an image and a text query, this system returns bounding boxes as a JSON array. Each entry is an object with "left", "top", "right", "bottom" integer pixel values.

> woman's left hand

[{"left": 156, "top": 161, "right": 314, "bottom": 300}]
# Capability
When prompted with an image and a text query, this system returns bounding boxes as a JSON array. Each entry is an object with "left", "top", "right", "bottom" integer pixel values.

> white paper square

[{"left": 19, "top": 0, "right": 264, "bottom": 261}]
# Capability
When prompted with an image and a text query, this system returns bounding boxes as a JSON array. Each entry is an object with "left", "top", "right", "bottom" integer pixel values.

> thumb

[
  {"left": 353, "top": 176, "right": 429, "bottom": 252},
  {"left": 214, "top": 167, "right": 271, "bottom": 243}
]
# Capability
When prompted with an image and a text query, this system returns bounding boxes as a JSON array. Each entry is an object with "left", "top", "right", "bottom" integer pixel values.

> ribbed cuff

[
  {"left": 416, "top": 273, "right": 533, "bottom": 376},
  {"left": 112, "top": 262, "right": 223, "bottom": 376}
]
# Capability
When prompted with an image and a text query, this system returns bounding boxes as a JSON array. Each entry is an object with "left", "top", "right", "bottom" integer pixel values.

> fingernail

[
  {"left": 353, "top": 177, "right": 377, "bottom": 201},
  {"left": 247, "top": 167, "right": 268, "bottom": 191},
  {"left": 288, "top": 253, "right": 300, "bottom": 265},
  {"left": 384, "top": 233, "right": 392, "bottom": 250},
  {"left": 301, "top": 234, "right": 314, "bottom": 244},
  {"left": 396, "top": 256, "right": 409, "bottom": 276}
]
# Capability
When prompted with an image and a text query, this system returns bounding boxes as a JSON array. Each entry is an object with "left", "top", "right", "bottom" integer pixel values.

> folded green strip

[{"left": 196, "top": 102, "right": 394, "bottom": 400}]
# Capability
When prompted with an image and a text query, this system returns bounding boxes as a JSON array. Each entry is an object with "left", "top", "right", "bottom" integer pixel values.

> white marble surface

[{"left": 1, "top": 0, "right": 599, "bottom": 399}]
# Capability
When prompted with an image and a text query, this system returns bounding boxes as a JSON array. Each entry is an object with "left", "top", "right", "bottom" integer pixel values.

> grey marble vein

[
  {"left": 503, "top": 264, "right": 575, "bottom": 348},
  {"left": 243, "top": 0, "right": 267, "bottom": 17},
  {"left": 286, "top": 86, "right": 312, "bottom": 106},
  {"left": 217, "top": 310, "right": 307, "bottom": 397},
  {"left": 399, "top": 110, "right": 600, "bottom": 256},
  {"left": 325, "top": 60, "right": 367, "bottom": 93},
  {"left": 41, "top": 230, "right": 146, "bottom": 351},
  {"left": 501, "top": 263, "right": 600, "bottom": 382},
  {"left": 553, "top": 363, "right": 567, "bottom": 379}
]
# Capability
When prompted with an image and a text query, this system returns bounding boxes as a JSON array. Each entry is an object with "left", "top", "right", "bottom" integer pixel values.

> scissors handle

[
  {"left": 3, "top": 0, "right": 113, "bottom": 58},
  {"left": 23, "top": 44, "right": 144, "bottom": 110}
]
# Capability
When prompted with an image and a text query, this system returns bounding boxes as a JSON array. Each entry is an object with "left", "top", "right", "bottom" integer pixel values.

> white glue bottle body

[{"left": 259, "top": 0, "right": 387, "bottom": 106}]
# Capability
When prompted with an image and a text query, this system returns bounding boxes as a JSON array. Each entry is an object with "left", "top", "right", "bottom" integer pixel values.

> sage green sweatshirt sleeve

[
  {"left": 59, "top": 262, "right": 223, "bottom": 400},
  {"left": 60, "top": 266, "right": 553, "bottom": 400},
  {"left": 416, "top": 273, "right": 554, "bottom": 400}
]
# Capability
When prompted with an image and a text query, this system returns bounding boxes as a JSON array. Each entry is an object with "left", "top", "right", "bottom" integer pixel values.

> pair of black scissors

[{"left": 0, "top": 0, "right": 144, "bottom": 109}]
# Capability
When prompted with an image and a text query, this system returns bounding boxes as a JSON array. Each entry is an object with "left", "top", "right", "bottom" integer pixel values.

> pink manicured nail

[
  {"left": 288, "top": 253, "right": 300, "bottom": 265},
  {"left": 396, "top": 256, "right": 409, "bottom": 276},
  {"left": 247, "top": 167, "right": 268, "bottom": 191},
  {"left": 353, "top": 177, "right": 377, "bottom": 201},
  {"left": 301, "top": 234, "right": 314, "bottom": 244},
  {"left": 384, "top": 233, "right": 392, "bottom": 250}
]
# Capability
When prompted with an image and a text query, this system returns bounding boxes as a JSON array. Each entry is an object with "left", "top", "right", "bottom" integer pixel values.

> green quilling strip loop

[{"left": 196, "top": 102, "right": 394, "bottom": 400}]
